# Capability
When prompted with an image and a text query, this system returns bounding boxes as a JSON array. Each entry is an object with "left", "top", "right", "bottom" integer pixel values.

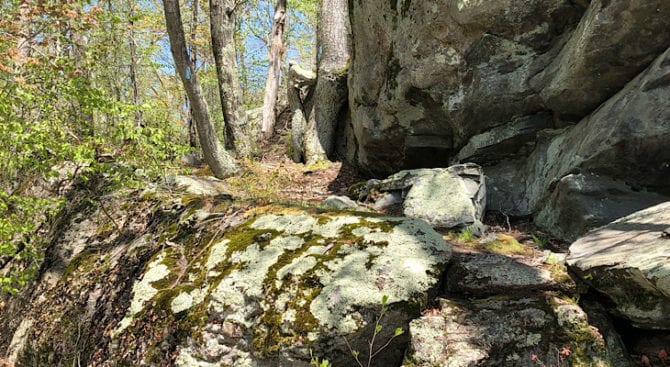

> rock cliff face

[{"left": 347, "top": 0, "right": 670, "bottom": 238}]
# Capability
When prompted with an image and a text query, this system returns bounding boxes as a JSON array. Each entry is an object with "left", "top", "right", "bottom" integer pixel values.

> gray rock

[
  {"left": 402, "top": 164, "right": 486, "bottom": 230},
  {"left": 372, "top": 191, "right": 403, "bottom": 211},
  {"left": 446, "top": 253, "right": 555, "bottom": 296},
  {"left": 286, "top": 64, "right": 316, "bottom": 163},
  {"left": 489, "top": 46, "right": 670, "bottom": 238},
  {"left": 530, "top": 0, "right": 670, "bottom": 120},
  {"left": 2, "top": 193, "right": 452, "bottom": 367},
  {"left": 348, "top": 0, "right": 584, "bottom": 175},
  {"left": 322, "top": 195, "right": 359, "bottom": 210},
  {"left": 403, "top": 296, "right": 612, "bottom": 367},
  {"left": 567, "top": 202, "right": 670, "bottom": 330},
  {"left": 171, "top": 211, "right": 452, "bottom": 366},
  {"left": 167, "top": 174, "right": 233, "bottom": 197},
  {"left": 534, "top": 174, "right": 668, "bottom": 242}
]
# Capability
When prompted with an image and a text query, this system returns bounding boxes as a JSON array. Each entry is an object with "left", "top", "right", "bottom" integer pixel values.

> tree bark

[
  {"left": 260, "top": 0, "right": 287, "bottom": 140},
  {"left": 127, "top": 0, "right": 143, "bottom": 127},
  {"left": 209, "top": 0, "right": 254, "bottom": 158},
  {"left": 287, "top": 63, "right": 316, "bottom": 162},
  {"left": 164, "top": 0, "right": 239, "bottom": 178},
  {"left": 16, "top": 0, "right": 33, "bottom": 67},
  {"left": 304, "top": 0, "right": 351, "bottom": 164}
]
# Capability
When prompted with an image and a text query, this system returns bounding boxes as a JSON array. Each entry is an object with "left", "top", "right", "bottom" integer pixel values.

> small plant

[
  {"left": 456, "top": 226, "right": 475, "bottom": 243},
  {"left": 483, "top": 233, "right": 532, "bottom": 255},
  {"left": 344, "top": 295, "right": 405, "bottom": 367},
  {"left": 309, "top": 350, "right": 332, "bottom": 367},
  {"left": 531, "top": 234, "right": 545, "bottom": 248}
]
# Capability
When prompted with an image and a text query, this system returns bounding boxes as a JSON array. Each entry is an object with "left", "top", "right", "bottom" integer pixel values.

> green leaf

[{"left": 394, "top": 327, "right": 404, "bottom": 336}]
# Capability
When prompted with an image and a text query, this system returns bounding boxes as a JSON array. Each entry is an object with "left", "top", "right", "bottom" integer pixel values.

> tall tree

[
  {"left": 209, "top": 0, "right": 254, "bottom": 158},
  {"left": 127, "top": 0, "right": 143, "bottom": 127},
  {"left": 164, "top": 0, "right": 239, "bottom": 178},
  {"left": 303, "top": 0, "right": 351, "bottom": 163},
  {"left": 260, "top": 0, "right": 287, "bottom": 139}
]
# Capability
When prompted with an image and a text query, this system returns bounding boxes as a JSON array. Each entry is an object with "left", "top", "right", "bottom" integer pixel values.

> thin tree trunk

[
  {"left": 164, "top": 0, "right": 239, "bottom": 178},
  {"left": 16, "top": 0, "right": 32, "bottom": 67},
  {"left": 187, "top": 0, "right": 199, "bottom": 147},
  {"left": 304, "top": 0, "right": 351, "bottom": 164},
  {"left": 260, "top": 0, "right": 287, "bottom": 140},
  {"left": 209, "top": 0, "right": 254, "bottom": 158},
  {"left": 127, "top": 0, "right": 143, "bottom": 127}
]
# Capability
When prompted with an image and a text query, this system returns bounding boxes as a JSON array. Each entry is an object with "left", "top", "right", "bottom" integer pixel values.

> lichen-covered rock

[
  {"left": 168, "top": 174, "right": 233, "bottom": 197},
  {"left": 567, "top": 202, "right": 670, "bottom": 330},
  {"left": 530, "top": 0, "right": 670, "bottom": 120},
  {"left": 1, "top": 187, "right": 451, "bottom": 367},
  {"left": 489, "top": 46, "right": 670, "bottom": 239},
  {"left": 348, "top": 0, "right": 584, "bottom": 174},
  {"left": 372, "top": 164, "right": 486, "bottom": 230},
  {"left": 403, "top": 296, "right": 612, "bottom": 367},
  {"left": 446, "top": 253, "right": 556, "bottom": 296},
  {"left": 168, "top": 211, "right": 451, "bottom": 366}
]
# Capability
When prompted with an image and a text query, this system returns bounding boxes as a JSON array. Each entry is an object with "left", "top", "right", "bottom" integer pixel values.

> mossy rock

[{"left": 110, "top": 205, "right": 452, "bottom": 366}]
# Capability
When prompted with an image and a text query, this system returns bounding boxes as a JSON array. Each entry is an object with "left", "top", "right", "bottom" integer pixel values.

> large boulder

[
  {"left": 370, "top": 164, "right": 486, "bottom": 230},
  {"left": 348, "top": 0, "right": 584, "bottom": 175},
  {"left": 567, "top": 202, "right": 670, "bottom": 330},
  {"left": 530, "top": 0, "right": 670, "bottom": 120},
  {"left": 488, "top": 45, "right": 670, "bottom": 239},
  {"left": 403, "top": 296, "right": 615, "bottom": 367},
  {"left": 347, "top": 0, "right": 670, "bottom": 243},
  {"left": 534, "top": 174, "right": 668, "bottom": 242},
  {"left": 0, "top": 187, "right": 452, "bottom": 367},
  {"left": 348, "top": 0, "right": 670, "bottom": 176}
]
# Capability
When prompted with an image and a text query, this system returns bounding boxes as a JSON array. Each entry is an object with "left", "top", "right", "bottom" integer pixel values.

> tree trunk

[
  {"left": 163, "top": 0, "right": 239, "bottom": 178},
  {"left": 127, "top": 0, "right": 143, "bottom": 127},
  {"left": 16, "top": 0, "right": 32, "bottom": 68},
  {"left": 287, "top": 63, "right": 316, "bottom": 162},
  {"left": 187, "top": 0, "right": 199, "bottom": 148},
  {"left": 260, "top": 0, "right": 287, "bottom": 140},
  {"left": 209, "top": 0, "right": 254, "bottom": 158},
  {"left": 304, "top": 0, "right": 351, "bottom": 164}
]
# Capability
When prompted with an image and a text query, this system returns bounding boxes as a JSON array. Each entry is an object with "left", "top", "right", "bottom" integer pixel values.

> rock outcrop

[
  {"left": 567, "top": 202, "right": 670, "bottom": 330},
  {"left": 403, "top": 296, "right": 612, "bottom": 367},
  {"left": 347, "top": 0, "right": 670, "bottom": 240},
  {"left": 0, "top": 186, "right": 452, "bottom": 367},
  {"left": 365, "top": 164, "right": 486, "bottom": 231}
]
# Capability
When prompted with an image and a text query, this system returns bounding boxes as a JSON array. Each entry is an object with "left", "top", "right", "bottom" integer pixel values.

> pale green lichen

[{"left": 113, "top": 253, "right": 171, "bottom": 336}]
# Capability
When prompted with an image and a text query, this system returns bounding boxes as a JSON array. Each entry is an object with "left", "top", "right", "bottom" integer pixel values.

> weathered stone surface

[
  {"left": 321, "top": 195, "right": 359, "bottom": 210},
  {"left": 489, "top": 46, "right": 670, "bottom": 238},
  {"left": 403, "top": 164, "right": 485, "bottom": 229},
  {"left": 172, "top": 211, "right": 451, "bottom": 367},
  {"left": 348, "top": 0, "right": 670, "bottom": 178},
  {"left": 348, "top": 0, "right": 584, "bottom": 175},
  {"left": 403, "top": 296, "right": 611, "bottom": 367},
  {"left": 530, "top": 0, "right": 670, "bottom": 120},
  {"left": 372, "top": 164, "right": 486, "bottom": 230},
  {"left": 567, "top": 202, "right": 670, "bottom": 330},
  {"left": 534, "top": 174, "right": 668, "bottom": 242},
  {"left": 287, "top": 64, "right": 316, "bottom": 163},
  {"left": 1, "top": 188, "right": 452, "bottom": 367},
  {"left": 446, "top": 253, "right": 555, "bottom": 296},
  {"left": 168, "top": 174, "right": 233, "bottom": 197}
]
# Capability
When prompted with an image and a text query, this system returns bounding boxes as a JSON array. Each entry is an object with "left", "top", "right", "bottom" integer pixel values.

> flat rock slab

[
  {"left": 374, "top": 164, "right": 486, "bottom": 230},
  {"left": 168, "top": 174, "right": 232, "bottom": 197},
  {"left": 403, "top": 296, "right": 612, "bottom": 367},
  {"left": 567, "top": 202, "right": 670, "bottom": 329},
  {"left": 446, "top": 253, "right": 555, "bottom": 296}
]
